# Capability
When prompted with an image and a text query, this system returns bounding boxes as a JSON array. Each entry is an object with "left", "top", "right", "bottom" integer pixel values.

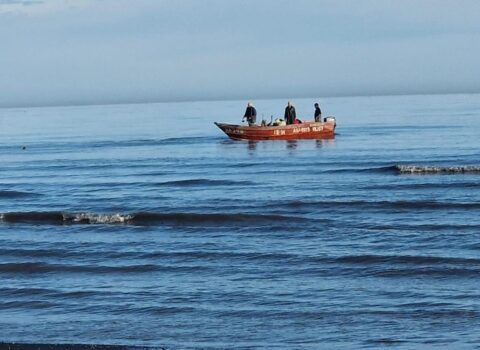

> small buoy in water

[{"left": 22, "top": 146, "right": 26, "bottom": 150}]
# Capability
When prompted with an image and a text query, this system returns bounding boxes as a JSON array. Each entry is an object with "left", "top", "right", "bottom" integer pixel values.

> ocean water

[{"left": 0, "top": 94, "right": 479, "bottom": 349}]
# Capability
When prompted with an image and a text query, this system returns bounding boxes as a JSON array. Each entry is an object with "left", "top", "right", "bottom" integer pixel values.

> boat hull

[{"left": 214, "top": 120, "right": 335, "bottom": 141}]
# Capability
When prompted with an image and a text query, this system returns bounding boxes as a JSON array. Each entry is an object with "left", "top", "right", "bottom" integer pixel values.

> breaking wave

[
  {"left": 0, "top": 211, "right": 305, "bottom": 226},
  {"left": 395, "top": 165, "right": 480, "bottom": 174},
  {"left": 325, "top": 165, "right": 480, "bottom": 175}
]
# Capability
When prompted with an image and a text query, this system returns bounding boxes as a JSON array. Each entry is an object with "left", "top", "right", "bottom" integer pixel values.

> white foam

[
  {"left": 397, "top": 165, "right": 480, "bottom": 174},
  {"left": 64, "top": 213, "right": 133, "bottom": 224}
]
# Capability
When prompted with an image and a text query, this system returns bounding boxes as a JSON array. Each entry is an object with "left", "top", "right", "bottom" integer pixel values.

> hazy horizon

[
  {"left": 2, "top": 90, "right": 480, "bottom": 110},
  {"left": 1, "top": 0, "right": 479, "bottom": 108}
]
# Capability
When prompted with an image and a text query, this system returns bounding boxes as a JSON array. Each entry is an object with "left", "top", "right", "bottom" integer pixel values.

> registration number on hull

[
  {"left": 292, "top": 125, "right": 324, "bottom": 134},
  {"left": 225, "top": 128, "right": 245, "bottom": 135}
]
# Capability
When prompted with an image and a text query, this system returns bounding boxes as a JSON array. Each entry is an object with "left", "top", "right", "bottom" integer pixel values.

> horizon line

[{"left": 1, "top": 90, "right": 479, "bottom": 110}]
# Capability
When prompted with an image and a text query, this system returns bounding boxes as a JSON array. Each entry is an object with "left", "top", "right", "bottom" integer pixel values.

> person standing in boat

[
  {"left": 243, "top": 102, "right": 257, "bottom": 126},
  {"left": 314, "top": 103, "right": 322, "bottom": 122},
  {"left": 284, "top": 101, "right": 296, "bottom": 125}
]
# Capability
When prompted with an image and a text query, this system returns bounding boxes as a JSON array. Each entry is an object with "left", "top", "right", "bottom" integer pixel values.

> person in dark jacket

[
  {"left": 314, "top": 103, "right": 322, "bottom": 122},
  {"left": 284, "top": 101, "right": 296, "bottom": 125},
  {"left": 243, "top": 102, "right": 257, "bottom": 126}
]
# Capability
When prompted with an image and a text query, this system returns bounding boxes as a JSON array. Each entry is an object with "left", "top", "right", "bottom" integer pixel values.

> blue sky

[{"left": 1, "top": 0, "right": 479, "bottom": 107}]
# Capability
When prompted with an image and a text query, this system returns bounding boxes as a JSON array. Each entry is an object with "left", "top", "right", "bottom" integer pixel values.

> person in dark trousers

[
  {"left": 243, "top": 102, "right": 257, "bottom": 126},
  {"left": 314, "top": 103, "right": 322, "bottom": 122},
  {"left": 284, "top": 101, "right": 296, "bottom": 125}
]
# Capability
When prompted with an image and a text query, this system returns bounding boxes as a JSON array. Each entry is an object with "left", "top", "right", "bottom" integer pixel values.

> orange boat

[{"left": 215, "top": 117, "right": 336, "bottom": 141}]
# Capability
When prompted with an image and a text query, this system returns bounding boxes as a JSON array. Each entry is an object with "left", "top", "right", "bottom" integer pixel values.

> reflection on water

[
  {"left": 218, "top": 138, "right": 336, "bottom": 154},
  {"left": 315, "top": 139, "right": 335, "bottom": 148},
  {"left": 286, "top": 140, "right": 297, "bottom": 149}
]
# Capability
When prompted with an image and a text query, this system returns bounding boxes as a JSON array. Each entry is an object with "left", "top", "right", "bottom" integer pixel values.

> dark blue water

[{"left": 1, "top": 94, "right": 479, "bottom": 349}]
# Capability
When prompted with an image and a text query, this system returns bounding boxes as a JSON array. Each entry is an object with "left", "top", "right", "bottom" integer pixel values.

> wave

[
  {"left": 323, "top": 166, "right": 395, "bottom": 174},
  {"left": 154, "top": 179, "right": 254, "bottom": 187},
  {"left": 0, "top": 300, "right": 56, "bottom": 310},
  {"left": 0, "top": 343, "right": 162, "bottom": 350},
  {"left": 0, "top": 190, "right": 38, "bottom": 198},
  {"left": 395, "top": 165, "right": 480, "bottom": 174},
  {"left": 0, "top": 248, "right": 86, "bottom": 259},
  {"left": 369, "top": 267, "right": 480, "bottom": 278},
  {"left": 334, "top": 254, "right": 480, "bottom": 265},
  {"left": 0, "top": 287, "right": 54, "bottom": 297},
  {"left": 322, "top": 165, "right": 480, "bottom": 175},
  {"left": 363, "top": 182, "right": 480, "bottom": 190},
  {"left": 333, "top": 254, "right": 480, "bottom": 278},
  {"left": 0, "top": 287, "right": 109, "bottom": 300},
  {"left": 0, "top": 211, "right": 305, "bottom": 226},
  {"left": 0, "top": 262, "right": 206, "bottom": 274},
  {"left": 278, "top": 199, "right": 480, "bottom": 210},
  {"left": 292, "top": 254, "right": 480, "bottom": 278},
  {"left": 1, "top": 253, "right": 478, "bottom": 281},
  {"left": 365, "top": 223, "right": 480, "bottom": 232}
]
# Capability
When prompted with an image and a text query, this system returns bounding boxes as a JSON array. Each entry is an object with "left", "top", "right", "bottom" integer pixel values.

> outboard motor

[{"left": 324, "top": 116, "right": 336, "bottom": 127}]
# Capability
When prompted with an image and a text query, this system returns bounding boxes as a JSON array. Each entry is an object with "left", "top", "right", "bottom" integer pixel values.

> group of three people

[{"left": 243, "top": 101, "right": 322, "bottom": 126}]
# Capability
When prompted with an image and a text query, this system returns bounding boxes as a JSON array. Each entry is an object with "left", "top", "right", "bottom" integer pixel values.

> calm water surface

[{"left": 0, "top": 94, "right": 479, "bottom": 349}]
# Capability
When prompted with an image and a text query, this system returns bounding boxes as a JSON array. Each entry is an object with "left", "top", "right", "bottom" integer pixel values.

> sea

[{"left": 0, "top": 93, "right": 479, "bottom": 350}]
